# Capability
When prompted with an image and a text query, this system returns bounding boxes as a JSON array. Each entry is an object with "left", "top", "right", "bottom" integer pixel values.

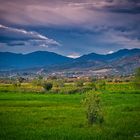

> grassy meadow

[{"left": 0, "top": 81, "right": 140, "bottom": 140}]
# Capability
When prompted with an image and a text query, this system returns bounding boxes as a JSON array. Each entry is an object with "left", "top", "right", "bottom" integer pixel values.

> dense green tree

[
  {"left": 83, "top": 91, "right": 104, "bottom": 125},
  {"left": 43, "top": 82, "right": 53, "bottom": 91}
]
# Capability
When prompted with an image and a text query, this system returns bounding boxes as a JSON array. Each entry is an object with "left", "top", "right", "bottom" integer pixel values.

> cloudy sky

[{"left": 0, "top": 0, "right": 140, "bottom": 58}]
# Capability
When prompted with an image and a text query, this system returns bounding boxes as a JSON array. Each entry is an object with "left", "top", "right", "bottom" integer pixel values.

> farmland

[{"left": 0, "top": 81, "right": 140, "bottom": 140}]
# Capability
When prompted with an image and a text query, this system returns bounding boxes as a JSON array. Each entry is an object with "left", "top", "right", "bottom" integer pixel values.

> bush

[
  {"left": 83, "top": 91, "right": 104, "bottom": 125},
  {"left": 42, "top": 82, "right": 53, "bottom": 91}
]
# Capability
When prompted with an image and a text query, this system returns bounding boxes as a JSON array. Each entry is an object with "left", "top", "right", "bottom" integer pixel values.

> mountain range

[
  {"left": 0, "top": 48, "right": 140, "bottom": 75},
  {"left": 0, "top": 51, "right": 72, "bottom": 69}
]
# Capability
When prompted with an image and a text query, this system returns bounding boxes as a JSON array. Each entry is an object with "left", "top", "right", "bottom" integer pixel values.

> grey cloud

[
  {"left": 0, "top": 0, "right": 139, "bottom": 27},
  {"left": 0, "top": 24, "right": 60, "bottom": 46}
]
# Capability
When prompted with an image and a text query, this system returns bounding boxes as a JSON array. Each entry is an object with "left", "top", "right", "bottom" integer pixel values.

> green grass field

[{"left": 0, "top": 91, "right": 140, "bottom": 140}]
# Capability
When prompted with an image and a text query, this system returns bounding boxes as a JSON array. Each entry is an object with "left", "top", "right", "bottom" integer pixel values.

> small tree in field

[
  {"left": 43, "top": 82, "right": 53, "bottom": 91},
  {"left": 83, "top": 91, "right": 104, "bottom": 125},
  {"left": 134, "top": 67, "right": 140, "bottom": 89}
]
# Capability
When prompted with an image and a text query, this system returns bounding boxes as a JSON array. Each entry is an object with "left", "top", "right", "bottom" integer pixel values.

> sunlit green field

[
  {"left": 0, "top": 91, "right": 140, "bottom": 140},
  {"left": 0, "top": 82, "right": 139, "bottom": 94}
]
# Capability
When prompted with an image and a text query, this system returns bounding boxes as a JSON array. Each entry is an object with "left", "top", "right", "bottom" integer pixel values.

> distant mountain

[
  {"left": 109, "top": 54, "right": 140, "bottom": 75},
  {"left": 76, "top": 48, "right": 140, "bottom": 62},
  {"left": 53, "top": 48, "right": 140, "bottom": 70},
  {"left": 0, "top": 51, "right": 73, "bottom": 70},
  {"left": 0, "top": 49, "right": 140, "bottom": 75}
]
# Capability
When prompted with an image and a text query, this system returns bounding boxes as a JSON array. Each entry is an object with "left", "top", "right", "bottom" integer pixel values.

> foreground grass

[{"left": 0, "top": 92, "right": 140, "bottom": 140}]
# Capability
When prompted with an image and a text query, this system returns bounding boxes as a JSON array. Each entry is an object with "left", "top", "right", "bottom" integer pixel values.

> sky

[{"left": 0, "top": 0, "right": 140, "bottom": 58}]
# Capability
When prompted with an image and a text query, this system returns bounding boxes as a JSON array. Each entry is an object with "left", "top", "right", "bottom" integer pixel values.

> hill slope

[
  {"left": 0, "top": 49, "right": 140, "bottom": 75},
  {"left": 0, "top": 51, "right": 73, "bottom": 69}
]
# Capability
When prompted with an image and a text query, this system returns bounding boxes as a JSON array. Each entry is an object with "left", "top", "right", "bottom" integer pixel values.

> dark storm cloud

[
  {"left": 0, "top": 0, "right": 139, "bottom": 27},
  {"left": 101, "top": 0, "right": 140, "bottom": 14},
  {"left": 0, "top": 0, "right": 139, "bottom": 55}
]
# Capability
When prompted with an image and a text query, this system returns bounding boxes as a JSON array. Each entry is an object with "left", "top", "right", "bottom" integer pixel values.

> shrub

[
  {"left": 82, "top": 91, "right": 104, "bottom": 125},
  {"left": 42, "top": 82, "right": 53, "bottom": 91}
]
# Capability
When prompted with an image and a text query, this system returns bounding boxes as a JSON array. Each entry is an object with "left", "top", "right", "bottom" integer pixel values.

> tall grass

[{"left": 0, "top": 92, "right": 139, "bottom": 140}]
